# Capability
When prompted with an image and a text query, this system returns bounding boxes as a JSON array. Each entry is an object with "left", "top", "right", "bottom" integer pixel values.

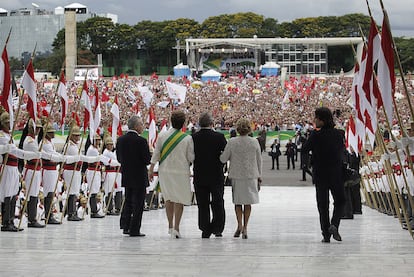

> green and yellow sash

[{"left": 159, "top": 129, "right": 187, "bottom": 164}]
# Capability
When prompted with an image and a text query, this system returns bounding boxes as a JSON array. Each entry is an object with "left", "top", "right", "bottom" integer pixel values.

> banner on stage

[{"left": 74, "top": 68, "right": 99, "bottom": 81}]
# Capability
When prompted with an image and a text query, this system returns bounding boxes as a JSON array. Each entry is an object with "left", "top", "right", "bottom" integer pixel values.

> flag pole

[
  {"left": 59, "top": 71, "right": 89, "bottom": 223},
  {"left": 358, "top": 23, "right": 414, "bottom": 237},
  {"left": 18, "top": 43, "right": 62, "bottom": 229},
  {"left": 379, "top": 0, "right": 414, "bottom": 119}
]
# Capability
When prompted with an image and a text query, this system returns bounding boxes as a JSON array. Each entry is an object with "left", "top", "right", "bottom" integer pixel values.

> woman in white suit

[{"left": 220, "top": 118, "right": 262, "bottom": 239}]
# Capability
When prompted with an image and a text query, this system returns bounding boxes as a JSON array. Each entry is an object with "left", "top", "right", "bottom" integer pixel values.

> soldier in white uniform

[
  {"left": 62, "top": 125, "right": 101, "bottom": 221},
  {"left": 62, "top": 125, "right": 84, "bottom": 221},
  {"left": 22, "top": 119, "right": 45, "bottom": 228},
  {"left": 85, "top": 134, "right": 104, "bottom": 218},
  {"left": 0, "top": 111, "right": 41, "bottom": 232},
  {"left": 41, "top": 123, "right": 70, "bottom": 224},
  {"left": 102, "top": 136, "right": 122, "bottom": 215}
]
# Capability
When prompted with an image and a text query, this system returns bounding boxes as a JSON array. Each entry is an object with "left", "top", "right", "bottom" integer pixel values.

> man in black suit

[
  {"left": 116, "top": 116, "right": 151, "bottom": 237},
  {"left": 192, "top": 112, "right": 227, "bottom": 238},
  {"left": 302, "top": 107, "right": 346, "bottom": 243}
]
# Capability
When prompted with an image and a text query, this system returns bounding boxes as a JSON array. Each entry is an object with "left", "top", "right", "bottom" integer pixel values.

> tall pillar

[{"left": 65, "top": 11, "right": 76, "bottom": 81}]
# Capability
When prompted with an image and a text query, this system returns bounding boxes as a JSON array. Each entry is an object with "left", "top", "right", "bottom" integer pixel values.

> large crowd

[{"left": 16, "top": 72, "right": 414, "bottom": 134}]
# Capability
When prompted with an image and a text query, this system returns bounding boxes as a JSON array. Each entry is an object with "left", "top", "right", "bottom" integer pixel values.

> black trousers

[
  {"left": 271, "top": 156, "right": 279, "bottom": 170},
  {"left": 120, "top": 186, "right": 146, "bottom": 235},
  {"left": 350, "top": 183, "right": 362, "bottom": 213},
  {"left": 287, "top": 155, "right": 295, "bottom": 169},
  {"left": 194, "top": 184, "right": 225, "bottom": 235},
  {"left": 315, "top": 183, "right": 346, "bottom": 237}
]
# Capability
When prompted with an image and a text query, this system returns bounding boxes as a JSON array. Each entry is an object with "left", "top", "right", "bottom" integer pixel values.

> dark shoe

[
  {"left": 143, "top": 207, "right": 150, "bottom": 211},
  {"left": 46, "top": 217, "right": 61, "bottom": 225},
  {"left": 67, "top": 215, "right": 82, "bottom": 221},
  {"left": 106, "top": 211, "right": 118, "bottom": 216},
  {"left": 123, "top": 229, "right": 130, "bottom": 235},
  {"left": 321, "top": 238, "right": 331, "bottom": 243},
  {"left": 91, "top": 213, "right": 105, "bottom": 219},
  {"left": 234, "top": 228, "right": 242, "bottom": 238},
  {"left": 1, "top": 224, "right": 20, "bottom": 232},
  {"left": 201, "top": 231, "right": 211, "bottom": 238},
  {"left": 242, "top": 231, "right": 248, "bottom": 239},
  {"left": 328, "top": 225, "right": 342, "bottom": 241},
  {"left": 353, "top": 211, "right": 363, "bottom": 215},
  {"left": 341, "top": 215, "right": 354, "bottom": 220},
  {"left": 214, "top": 233, "right": 223, "bottom": 237},
  {"left": 130, "top": 232, "right": 145, "bottom": 237},
  {"left": 28, "top": 221, "right": 45, "bottom": 228}
]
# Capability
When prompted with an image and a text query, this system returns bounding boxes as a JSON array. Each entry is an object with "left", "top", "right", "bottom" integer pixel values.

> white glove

[
  {"left": 51, "top": 153, "right": 66, "bottom": 163},
  {"left": 23, "top": 151, "right": 41, "bottom": 160},
  {"left": 0, "top": 144, "right": 14, "bottom": 155},
  {"left": 65, "top": 155, "right": 80, "bottom": 164},
  {"left": 110, "top": 160, "right": 121, "bottom": 167},
  {"left": 41, "top": 152, "right": 53, "bottom": 160},
  {"left": 91, "top": 155, "right": 101, "bottom": 163},
  {"left": 401, "top": 137, "right": 410, "bottom": 148}
]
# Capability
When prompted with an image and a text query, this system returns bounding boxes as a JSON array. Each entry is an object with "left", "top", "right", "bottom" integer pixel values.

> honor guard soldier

[
  {"left": 41, "top": 123, "right": 74, "bottom": 224},
  {"left": 22, "top": 119, "right": 45, "bottom": 228},
  {"left": 85, "top": 134, "right": 105, "bottom": 218},
  {"left": 62, "top": 125, "right": 83, "bottom": 221},
  {"left": 0, "top": 111, "right": 41, "bottom": 232},
  {"left": 102, "top": 136, "right": 122, "bottom": 215}
]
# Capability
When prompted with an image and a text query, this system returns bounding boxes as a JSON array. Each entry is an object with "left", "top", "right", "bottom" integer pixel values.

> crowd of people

[
  {"left": 1, "top": 71, "right": 414, "bottom": 241},
  {"left": 22, "top": 73, "right": 414, "bottom": 135}
]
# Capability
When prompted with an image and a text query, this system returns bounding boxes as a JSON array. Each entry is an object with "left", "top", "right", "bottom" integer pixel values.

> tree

[
  {"left": 395, "top": 37, "right": 414, "bottom": 72},
  {"left": 258, "top": 18, "right": 279, "bottom": 38}
]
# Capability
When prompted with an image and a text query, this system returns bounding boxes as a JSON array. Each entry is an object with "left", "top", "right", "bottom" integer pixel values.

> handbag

[{"left": 343, "top": 165, "right": 361, "bottom": 187}]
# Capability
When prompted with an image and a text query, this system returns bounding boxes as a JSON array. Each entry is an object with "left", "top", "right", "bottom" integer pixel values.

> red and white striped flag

[
  {"left": 93, "top": 84, "right": 101, "bottom": 142},
  {"left": 147, "top": 106, "right": 157, "bottom": 150},
  {"left": 346, "top": 115, "right": 358, "bottom": 155},
  {"left": 57, "top": 70, "right": 68, "bottom": 126},
  {"left": 21, "top": 59, "right": 37, "bottom": 121},
  {"left": 377, "top": 14, "right": 395, "bottom": 123},
  {"left": 81, "top": 80, "right": 94, "bottom": 138},
  {"left": 110, "top": 94, "right": 121, "bottom": 144},
  {"left": 0, "top": 46, "right": 13, "bottom": 129}
]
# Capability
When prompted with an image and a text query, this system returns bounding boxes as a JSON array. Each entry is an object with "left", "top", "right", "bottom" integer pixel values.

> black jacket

[
  {"left": 302, "top": 128, "right": 345, "bottom": 187},
  {"left": 192, "top": 129, "right": 227, "bottom": 187},
  {"left": 116, "top": 131, "right": 151, "bottom": 188}
]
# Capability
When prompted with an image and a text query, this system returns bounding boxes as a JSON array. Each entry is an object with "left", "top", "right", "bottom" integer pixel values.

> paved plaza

[{"left": 0, "top": 156, "right": 413, "bottom": 276}]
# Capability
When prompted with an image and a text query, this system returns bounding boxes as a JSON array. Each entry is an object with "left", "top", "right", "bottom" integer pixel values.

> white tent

[
  {"left": 260, "top": 62, "right": 281, "bottom": 76},
  {"left": 173, "top": 63, "right": 191, "bottom": 77},
  {"left": 201, "top": 69, "right": 221, "bottom": 82}
]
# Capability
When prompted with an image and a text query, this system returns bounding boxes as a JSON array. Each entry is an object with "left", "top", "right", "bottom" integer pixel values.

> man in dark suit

[
  {"left": 302, "top": 107, "right": 346, "bottom": 243},
  {"left": 192, "top": 112, "right": 227, "bottom": 238},
  {"left": 116, "top": 116, "right": 151, "bottom": 237}
]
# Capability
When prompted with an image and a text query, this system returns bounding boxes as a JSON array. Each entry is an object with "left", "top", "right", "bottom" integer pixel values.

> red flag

[
  {"left": 0, "top": 46, "right": 13, "bottom": 129},
  {"left": 81, "top": 80, "right": 93, "bottom": 136},
  {"left": 101, "top": 90, "right": 110, "bottom": 102},
  {"left": 93, "top": 84, "right": 101, "bottom": 140},
  {"left": 148, "top": 106, "right": 157, "bottom": 149},
  {"left": 22, "top": 59, "right": 37, "bottom": 121},
  {"left": 377, "top": 14, "right": 395, "bottom": 123},
  {"left": 72, "top": 111, "right": 81, "bottom": 127},
  {"left": 110, "top": 94, "right": 122, "bottom": 143},
  {"left": 57, "top": 70, "right": 68, "bottom": 126}
]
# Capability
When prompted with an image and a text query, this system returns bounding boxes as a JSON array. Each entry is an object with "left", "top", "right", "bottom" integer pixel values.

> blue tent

[
  {"left": 261, "top": 62, "right": 281, "bottom": 77},
  {"left": 174, "top": 63, "right": 191, "bottom": 77},
  {"left": 201, "top": 69, "right": 221, "bottom": 82}
]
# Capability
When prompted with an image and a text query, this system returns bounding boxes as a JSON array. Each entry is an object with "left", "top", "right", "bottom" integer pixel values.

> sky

[{"left": 2, "top": 0, "right": 413, "bottom": 37}]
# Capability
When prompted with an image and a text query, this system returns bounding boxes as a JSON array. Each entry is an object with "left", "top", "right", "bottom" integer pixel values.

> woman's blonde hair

[{"left": 236, "top": 118, "right": 251, "bottom": 136}]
